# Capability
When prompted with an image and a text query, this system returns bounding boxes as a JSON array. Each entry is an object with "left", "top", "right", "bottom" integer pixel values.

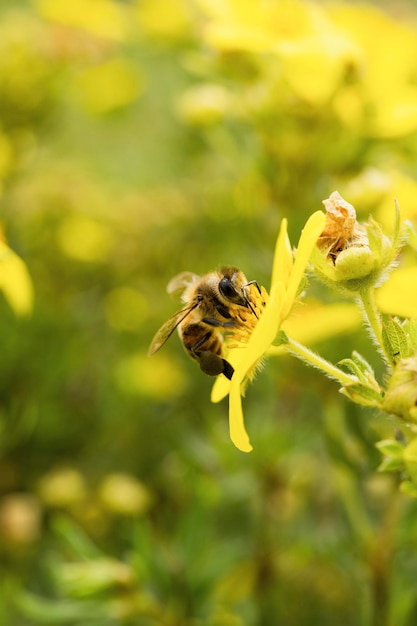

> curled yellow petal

[
  {"left": 233, "top": 282, "right": 284, "bottom": 383},
  {"left": 281, "top": 211, "right": 325, "bottom": 319},
  {"left": 271, "top": 218, "right": 292, "bottom": 289}
]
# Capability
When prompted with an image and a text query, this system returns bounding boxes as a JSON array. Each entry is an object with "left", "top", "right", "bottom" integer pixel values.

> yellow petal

[
  {"left": 229, "top": 376, "right": 253, "bottom": 452},
  {"left": 228, "top": 282, "right": 285, "bottom": 452},
  {"left": 271, "top": 218, "right": 292, "bottom": 289},
  {"left": 0, "top": 242, "right": 34, "bottom": 316},
  {"left": 210, "top": 349, "right": 246, "bottom": 403},
  {"left": 233, "top": 282, "right": 284, "bottom": 381},
  {"left": 281, "top": 211, "right": 325, "bottom": 319},
  {"left": 211, "top": 375, "right": 230, "bottom": 403}
]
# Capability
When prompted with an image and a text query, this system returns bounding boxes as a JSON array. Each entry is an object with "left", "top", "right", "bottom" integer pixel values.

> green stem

[
  {"left": 282, "top": 336, "right": 358, "bottom": 387},
  {"left": 368, "top": 482, "right": 400, "bottom": 626},
  {"left": 359, "top": 287, "right": 391, "bottom": 364}
]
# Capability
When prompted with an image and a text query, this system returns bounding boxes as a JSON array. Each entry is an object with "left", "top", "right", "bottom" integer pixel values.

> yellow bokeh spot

[
  {"left": 98, "top": 473, "right": 152, "bottom": 516},
  {"left": 374, "top": 171, "right": 417, "bottom": 232},
  {"left": 370, "top": 92, "right": 417, "bottom": 138},
  {"left": 177, "top": 84, "right": 231, "bottom": 126},
  {"left": 35, "top": 0, "right": 128, "bottom": 41},
  {"left": 37, "top": 467, "right": 87, "bottom": 508},
  {"left": 0, "top": 242, "right": 34, "bottom": 316},
  {"left": 114, "top": 352, "right": 187, "bottom": 399},
  {"left": 105, "top": 287, "right": 149, "bottom": 332},
  {"left": 281, "top": 302, "right": 363, "bottom": 346},
  {"left": 199, "top": 0, "right": 325, "bottom": 53},
  {"left": 377, "top": 267, "right": 417, "bottom": 319},
  {"left": 280, "top": 31, "right": 359, "bottom": 106},
  {"left": 333, "top": 85, "right": 363, "bottom": 128},
  {"left": 0, "top": 133, "right": 14, "bottom": 179},
  {"left": 134, "top": 0, "right": 192, "bottom": 41},
  {"left": 57, "top": 215, "right": 113, "bottom": 262},
  {"left": 75, "top": 59, "right": 143, "bottom": 115}
]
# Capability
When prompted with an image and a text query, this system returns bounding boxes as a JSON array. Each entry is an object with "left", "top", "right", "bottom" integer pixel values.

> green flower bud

[
  {"left": 312, "top": 191, "right": 400, "bottom": 293},
  {"left": 382, "top": 356, "right": 417, "bottom": 423},
  {"left": 328, "top": 246, "right": 377, "bottom": 281}
]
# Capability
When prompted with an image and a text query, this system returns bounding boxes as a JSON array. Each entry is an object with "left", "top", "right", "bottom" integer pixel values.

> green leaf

[
  {"left": 400, "top": 480, "right": 417, "bottom": 498},
  {"left": 366, "top": 216, "right": 385, "bottom": 260},
  {"left": 381, "top": 315, "right": 411, "bottom": 364},
  {"left": 339, "top": 351, "right": 379, "bottom": 387},
  {"left": 340, "top": 383, "right": 384, "bottom": 408},
  {"left": 338, "top": 358, "right": 362, "bottom": 379},
  {"left": 391, "top": 198, "right": 403, "bottom": 260},
  {"left": 351, "top": 350, "right": 377, "bottom": 378},
  {"left": 15, "top": 591, "right": 100, "bottom": 624},
  {"left": 375, "top": 438, "right": 404, "bottom": 459},
  {"left": 377, "top": 456, "right": 405, "bottom": 473},
  {"left": 273, "top": 330, "right": 289, "bottom": 347},
  {"left": 403, "top": 318, "right": 417, "bottom": 353},
  {"left": 402, "top": 436, "right": 417, "bottom": 487}
]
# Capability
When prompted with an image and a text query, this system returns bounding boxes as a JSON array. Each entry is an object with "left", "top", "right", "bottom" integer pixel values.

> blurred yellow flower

[
  {"left": 198, "top": 0, "right": 325, "bottom": 53},
  {"left": 0, "top": 240, "right": 34, "bottom": 316},
  {"left": 377, "top": 266, "right": 417, "bottom": 319},
  {"left": 197, "top": 0, "right": 417, "bottom": 133},
  {"left": 57, "top": 215, "right": 113, "bottom": 262},
  {"left": 114, "top": 352, "right": 188, "bottom": 399},
  {"left": 37, "top": 468, "right": 87, "bottom": 508},
  {"left": 36, "top": 0, "right": 128, "bottom": 41},
  {"left": 330, "top": 4, "right": 417, "bottom": 137},
  {"left": 197, "top": 0, "right": 359, "bottom": 106},
  {"left": 281, "top": 301, "right": 362, "bottom": 345},
  {"left": 75, "top": 59, "right": 143, "bottom": 115},
  {"left": 99, "top": 473, "right": 152, "bottom": 516},
  {"left": 211, "top": 211, "right": 326, "bottom": 452},
  {"left": 177, "top": 83, "right": 232, "bottom": 126},
  {"left": 134, "top": 0, "right": 193, "bottom": 41}
]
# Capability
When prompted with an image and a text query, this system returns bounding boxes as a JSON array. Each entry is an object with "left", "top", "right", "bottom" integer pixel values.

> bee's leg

[
  {"left": 189, "top": 331, "right": 235, "bottom": 379},
  {"left": 201, "top": 317, "right": 235, "bottom": 328},
  {"left": 199, "top": 351, "right": 234, "bottom": 379},
  {"left": 245, "top": 280, "right": 262, "bottom": 295},
  {"left": 215, "top": 303, "right": 233, "bottom": 319},
  {"left": 221, "top": 358, "right": 234, "bottom": 380},
  {"left": 191, "top": 331, "right": 212, "bottom": 353}
]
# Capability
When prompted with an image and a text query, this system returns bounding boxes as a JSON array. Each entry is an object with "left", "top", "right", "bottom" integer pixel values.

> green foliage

[{"left": 2, "top": 1, "right": 417, "bottom": 625}]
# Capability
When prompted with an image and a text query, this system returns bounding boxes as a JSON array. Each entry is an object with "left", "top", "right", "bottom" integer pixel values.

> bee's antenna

[{"left": 243, "top": 280, "right": 262, "bottom": 318}]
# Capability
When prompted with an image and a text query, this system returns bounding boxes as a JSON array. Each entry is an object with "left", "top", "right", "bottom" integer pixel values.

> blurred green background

[{"left": 2, "top": 0, "right": 417, "bottom": 624}]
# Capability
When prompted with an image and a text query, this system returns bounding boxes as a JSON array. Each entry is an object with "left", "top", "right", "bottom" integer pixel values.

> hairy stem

[
  {"left": 282, "top": 336, "right": 358, "bottom": 386},
  {"left": 359, "top": 287, "right": 391, "bottom": 365}
]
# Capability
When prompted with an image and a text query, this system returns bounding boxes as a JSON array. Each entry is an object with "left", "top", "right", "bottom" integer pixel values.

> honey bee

[{"left": 148, "top": 266, "right": 263, "bottom": 380}]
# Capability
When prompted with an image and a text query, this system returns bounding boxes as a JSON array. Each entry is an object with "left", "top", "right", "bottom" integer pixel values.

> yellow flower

[{"left": 211, "top": 211, "right": 326, "bottom": 453}]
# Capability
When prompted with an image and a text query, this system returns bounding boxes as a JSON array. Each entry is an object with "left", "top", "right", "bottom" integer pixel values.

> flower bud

[{"left": 312, "top": 191, "right": 398, "bottom": 292}]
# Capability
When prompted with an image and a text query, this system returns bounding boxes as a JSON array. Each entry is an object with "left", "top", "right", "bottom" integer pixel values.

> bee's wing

[
  {"left": 167, "top": 272, "right": 199, "bottom": 296},
  {"left": 148, "top": 303, "right": 198, "bottom": 356}
]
